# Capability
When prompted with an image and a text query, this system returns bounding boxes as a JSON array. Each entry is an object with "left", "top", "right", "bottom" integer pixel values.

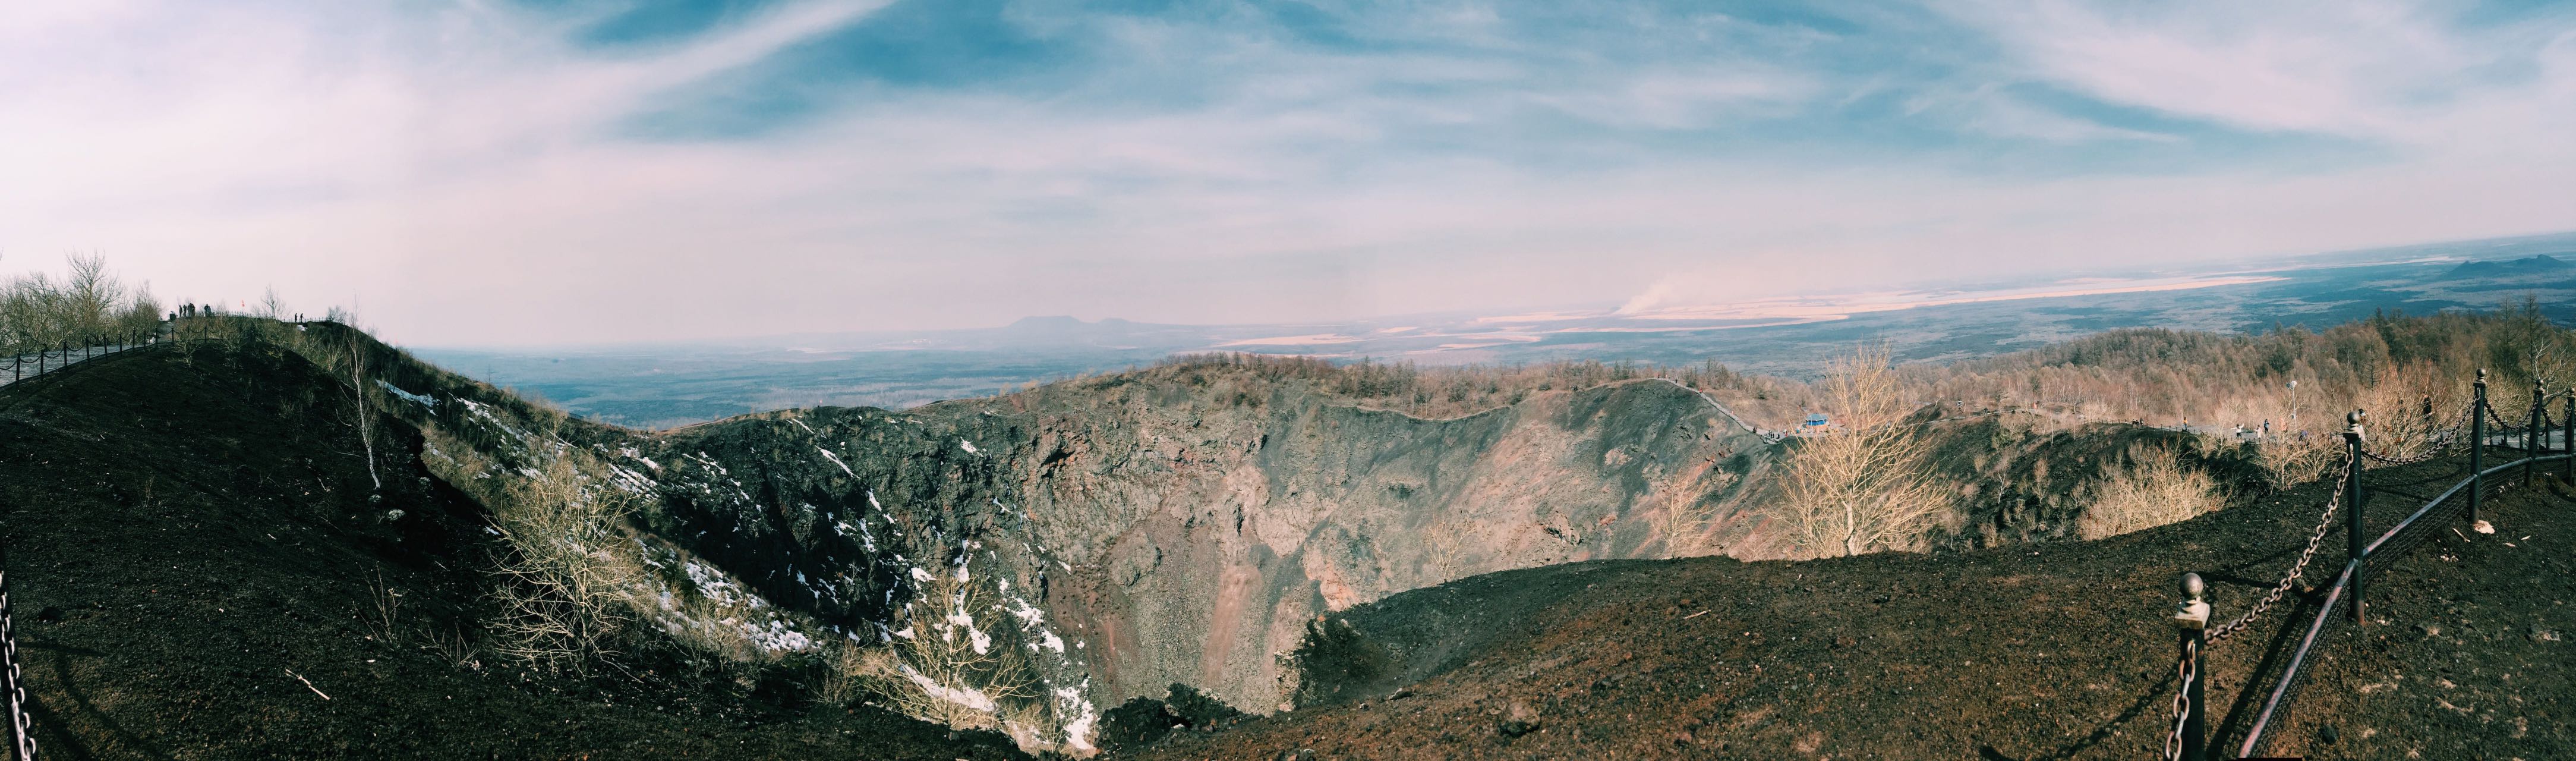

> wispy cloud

[
  {"left": 1, "top": 1, "right": 2570, "bottom": 346},
  {"left": 1949, "top": 0, "right": 2576, "bottom": 151}
]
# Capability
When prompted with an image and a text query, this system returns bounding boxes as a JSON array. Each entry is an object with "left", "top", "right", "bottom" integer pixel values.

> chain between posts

[
  {"left": 2488, "top": 404, "right": 2527, "bottom": 430},
  {"left": 2203, "top": 449, "right": 2353, "bottom": 644},
  {"left": 2163, "top": 638, "right": 2199, "bottom": 761},
  {"left": 1, "top": 568, "right": 34, "bottom": 761}
]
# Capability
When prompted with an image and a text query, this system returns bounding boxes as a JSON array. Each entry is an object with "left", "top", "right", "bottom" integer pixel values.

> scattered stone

[{"left": 2318, "top": 725, "right": 2339, "bottom": 744}]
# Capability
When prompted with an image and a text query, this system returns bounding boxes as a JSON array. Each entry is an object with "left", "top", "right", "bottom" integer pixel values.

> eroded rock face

[
  {"left": 353, "top": 323, "right": 2202, "bottom": 737},
  {"left": 343, "top": 323, "right": 2227, "bottom": 750},
  {"left": 629, "top": 369, "right": 1774, "bottom": 715},
  {"left": 299, "top": 323, "right": 2278, "bottom": 752},
  {"left": 977, "top": 378, "right": 1775, "bottom": 712}
]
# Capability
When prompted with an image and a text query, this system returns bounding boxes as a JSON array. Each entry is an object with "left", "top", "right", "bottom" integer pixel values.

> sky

[{"left": 4, "top": 1, "right": 2574, "bottom": 347}]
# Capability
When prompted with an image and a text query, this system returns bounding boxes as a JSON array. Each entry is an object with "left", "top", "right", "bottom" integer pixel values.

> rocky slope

[
  {"left": 172, "top": 320, "right": 1784, "bottom": 752},
  {"left": 0, "top": 335, "right": 1027, "bottom": 759},
  {"left": 52, "top": 319, "right": 2265, "bottom": 755},
  {"left": 582, "top": 359, "right": 1786, "bottom": 735}
]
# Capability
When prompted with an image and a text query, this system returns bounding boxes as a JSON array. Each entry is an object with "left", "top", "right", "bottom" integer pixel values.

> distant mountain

[{"left": 2443, "top": 254, "right": 2574, "bottom": 279}]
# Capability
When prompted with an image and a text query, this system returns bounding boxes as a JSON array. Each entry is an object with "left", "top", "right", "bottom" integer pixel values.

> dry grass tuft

[{"left": 2077, "top": 445, "right": 2225, "bottom": 539}]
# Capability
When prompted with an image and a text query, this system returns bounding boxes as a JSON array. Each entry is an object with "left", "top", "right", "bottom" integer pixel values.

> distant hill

[{"left": 2443, "top": 253, "right": 2574, "bottom": 279}]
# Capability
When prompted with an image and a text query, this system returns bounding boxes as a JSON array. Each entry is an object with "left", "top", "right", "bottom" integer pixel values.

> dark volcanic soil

[
  {"left": 6, "top": 338, "right": 2567, "bottom": 760},
  {"left": 0, "top": 345, "right": 1021, "bottom": 759},
  {"left": 1134, "top": 455, "right": 2576, "bottom": 760}
]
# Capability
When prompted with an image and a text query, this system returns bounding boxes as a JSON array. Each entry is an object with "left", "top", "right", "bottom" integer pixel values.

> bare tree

[
  {"left": 257, "top": 287, "right": 286, "bottom": 319},
  {"left": 64, "top": 253, "right": 121, "bottom": 338},
  {"left": 1774, "top": 343, "right": 1951, "bottom": 557},
  {"left": 345, "top": 326, "right": 381, "bottom": 490}
]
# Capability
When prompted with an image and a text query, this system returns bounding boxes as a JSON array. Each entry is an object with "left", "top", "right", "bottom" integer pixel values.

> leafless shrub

[
  {"left": 424, "top": 624, "right": 483, "bottom": 672},
  {"left": 831, "top": 548, "right": 1046, "bottom": 738},
  {"left": 487, "top": 452, "right": 643, "bottom": 674},
  {"left": 2077, "top": 446, "right": 2225, "bottom": 539},
  {"left": 359, "top": 570, "right": 486, "bottom": 672},
  {"left": 2354, "top": 363, "right": 2473, "bottom": 461},
  {"left": 362, "top": 571, "right": 402, "bottom": 643}
]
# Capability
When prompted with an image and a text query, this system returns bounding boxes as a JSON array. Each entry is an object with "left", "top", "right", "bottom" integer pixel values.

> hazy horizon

[
  {"left": 8, "top": 1, "right": 2576, "bottom": 347},
  {"left": 420, "top": 228, "right": 2573, "bottom": 351}
]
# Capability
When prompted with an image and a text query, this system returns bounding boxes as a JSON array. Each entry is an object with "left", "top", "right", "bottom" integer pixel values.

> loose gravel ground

[{"left": 1138, "top": 455, "right": 2574, "bottom": 760}]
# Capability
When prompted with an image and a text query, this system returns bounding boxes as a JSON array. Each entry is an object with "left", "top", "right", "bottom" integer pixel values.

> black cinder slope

[
  {"left": 1143, "top": 456, "right": 2576, "bottom": 760},
  {"left": 0, "top": 342, "right": 1023, "bottom": 759}
]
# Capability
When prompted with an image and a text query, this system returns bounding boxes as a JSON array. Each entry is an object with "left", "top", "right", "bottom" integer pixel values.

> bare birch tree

[
  {"left": 1774, "top": 343, "right": 1951, "bottom": 556},
  {"left": 345, "top": 326, "right": 381, "bottom": 490}
]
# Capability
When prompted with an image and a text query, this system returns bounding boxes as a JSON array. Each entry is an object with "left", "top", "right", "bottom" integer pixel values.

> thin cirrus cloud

[{"left": 0, "top": 0, "right": 2570, "bottom": 347}]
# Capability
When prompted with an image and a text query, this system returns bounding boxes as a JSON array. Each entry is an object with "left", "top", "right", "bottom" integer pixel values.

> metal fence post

[
  {"left": 2347, "top": 409, "right": 2367, "bottom": 625},
  {"left": 2174, "top": 573, "right": 2210, "bottom": 761},
  {"left": 2564, "top": 394, "right": 2573, "bottom": 483},
  {"left": 2470, "top": 370, "right": 2486, "bottom": 526},
  {"left": 2529, "top": 385, "right": 2545, "bottom": 485}
]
